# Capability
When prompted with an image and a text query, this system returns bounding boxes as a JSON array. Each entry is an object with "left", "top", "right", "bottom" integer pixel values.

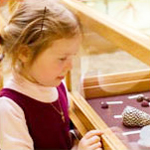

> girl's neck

[
  {"left": 4, "top": 71, "right": 59, "bottom": 103},
  {"left": 16, "top": 65, "right": 39, "bottom": 85}
]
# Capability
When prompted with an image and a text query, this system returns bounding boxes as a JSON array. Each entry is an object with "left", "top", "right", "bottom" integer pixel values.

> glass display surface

[
  {"left": 70, "top": 0, "right": 150, "bottom": 92},
  {"left": 82, "top": 0, "right": 150, "bottom": 36}
]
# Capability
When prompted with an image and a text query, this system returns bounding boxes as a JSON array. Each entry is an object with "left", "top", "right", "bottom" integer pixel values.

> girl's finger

[
  {"left": 84, "top": 130, "right": 103, "bottom": 139},
  {"left": 89, "top": 142, "right": 102, "bottom": 150},
  {"left": 87, "top": 135, "right": 101, "bottom": 145}
]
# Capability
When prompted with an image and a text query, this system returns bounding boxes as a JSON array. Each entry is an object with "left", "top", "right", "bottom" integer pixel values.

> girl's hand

[{"left": 77, "top": 130, "right": 103, "bottom": 150}]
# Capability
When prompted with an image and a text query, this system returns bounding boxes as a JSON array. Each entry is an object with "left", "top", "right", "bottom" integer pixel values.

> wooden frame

[
  {"left": 83, "top": 69, "right": 150, "bottom": 99},
  {"left": 61, "top": 0, "right": 150, "bottom": 150}
]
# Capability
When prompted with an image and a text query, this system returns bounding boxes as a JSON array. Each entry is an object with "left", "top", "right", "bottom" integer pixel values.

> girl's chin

[{"left": 40, "top": 80, "right": 62, "bottom": 87}]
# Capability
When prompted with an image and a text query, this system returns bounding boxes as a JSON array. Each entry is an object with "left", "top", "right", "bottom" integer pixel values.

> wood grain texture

[
  {"left": 84, "top": 69, "right": 150, "bottom": 87},
  {"left": 82, "top": 69, "right": 150, "bottom": 98},
  {"left": 83, "top": 78, "right": 150, "bottom": 99}
]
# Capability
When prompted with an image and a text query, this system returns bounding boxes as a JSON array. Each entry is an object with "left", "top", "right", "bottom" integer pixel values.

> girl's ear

[{"left": 18, "top": 45, "right": 30, "bottom": 63}]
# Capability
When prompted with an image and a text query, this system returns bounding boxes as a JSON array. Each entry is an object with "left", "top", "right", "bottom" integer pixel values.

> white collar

[{"left": 4, "top": 72, "right": 58, "bottom": 103}]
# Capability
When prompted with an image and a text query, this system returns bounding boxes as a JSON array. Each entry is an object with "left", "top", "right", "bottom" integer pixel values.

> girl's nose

[{"left": 65, "top": 58, "right": 73, "bottom": 71}]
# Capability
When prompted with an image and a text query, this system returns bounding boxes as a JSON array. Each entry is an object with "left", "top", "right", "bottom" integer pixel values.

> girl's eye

[{"left": 59, "top": 57, "right": 67, "bottom": 61}]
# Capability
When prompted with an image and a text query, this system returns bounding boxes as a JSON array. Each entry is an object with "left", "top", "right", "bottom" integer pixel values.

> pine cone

[{"left": 122, "top": 106, "right": 150, "bottom": 127}]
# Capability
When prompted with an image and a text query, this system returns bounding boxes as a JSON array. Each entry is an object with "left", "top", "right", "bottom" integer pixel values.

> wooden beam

[
  {"left": 83, "top": 78, "right": 150, "bottom": 99},
  {"left": 82, "top": 69, "right": 150, "bottom": 98},
  {"left": 65, "top": 71, "right": 72, "bottom": 91},
  {"left": 84, "top": 69, "right": 150, "bottom": 87},
  {"left": 61, "top": 0, "right": 150, "bottom": 66}
]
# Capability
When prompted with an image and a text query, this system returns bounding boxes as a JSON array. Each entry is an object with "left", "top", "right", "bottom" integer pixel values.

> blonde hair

[{"left": 0, "top": 0, "right": 81, "bottom": 68}]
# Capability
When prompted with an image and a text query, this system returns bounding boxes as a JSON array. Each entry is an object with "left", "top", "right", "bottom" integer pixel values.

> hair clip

[{"left": 40, "top": 7, "right": 47, "bottom": 32}]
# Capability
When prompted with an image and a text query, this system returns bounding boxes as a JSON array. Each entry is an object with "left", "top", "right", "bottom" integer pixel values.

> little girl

[{"left": 0, "top": 0, "right": 103, "bottom": 150}]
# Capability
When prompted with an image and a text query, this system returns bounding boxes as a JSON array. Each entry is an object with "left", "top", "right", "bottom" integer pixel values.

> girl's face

[{"left": 25, "top": 36, "right": 81, "bottom": 87}]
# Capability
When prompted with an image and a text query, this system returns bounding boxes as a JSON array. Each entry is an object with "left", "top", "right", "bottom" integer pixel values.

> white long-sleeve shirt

[{"left": 0, "top": 73, "right": 71, "bottom": 150}]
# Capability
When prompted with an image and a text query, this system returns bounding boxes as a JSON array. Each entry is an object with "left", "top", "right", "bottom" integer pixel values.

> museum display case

[{"left": 61, "top": 0, "right": 150, "bottom": 150}]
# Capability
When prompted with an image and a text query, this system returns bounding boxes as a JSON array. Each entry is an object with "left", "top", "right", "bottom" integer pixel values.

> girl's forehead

[{"left": 46, "top": 37, "right": 81, "bottom": 55}]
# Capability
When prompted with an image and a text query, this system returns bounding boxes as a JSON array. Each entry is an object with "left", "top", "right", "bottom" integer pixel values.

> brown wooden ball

[{"left": 101, "top": 102, "right": 109, "bottom": 109}]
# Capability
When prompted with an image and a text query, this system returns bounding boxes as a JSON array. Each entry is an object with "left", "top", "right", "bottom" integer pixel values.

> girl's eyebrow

[
  {"left": 65, "top": 51, "right": 78, "bottom": 55},
  {"left": 59, "top": 53, "right": 76, "bottom": 56}
]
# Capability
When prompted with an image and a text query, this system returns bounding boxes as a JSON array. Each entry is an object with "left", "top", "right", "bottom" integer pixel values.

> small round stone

[
  {"left": 141, "top": 101, "right": 149, "bottom": 107},
  {"left": 101, "top": 102, "right": 109, "bottom": 109},
  {"left": 144, "top": 97, "right": 150, "bottom": 102},
  {"left": 137, "top": 95, "right": 144, "bottom": 102}
]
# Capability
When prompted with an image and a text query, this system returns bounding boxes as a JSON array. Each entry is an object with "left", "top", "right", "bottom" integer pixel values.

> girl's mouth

[{"left": 57, "top": 76, "right": 65, "bottom": 80}]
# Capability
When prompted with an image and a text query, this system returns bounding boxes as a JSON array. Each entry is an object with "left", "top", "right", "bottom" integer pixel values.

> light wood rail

[{"left": 83, "top": 69, "right": 150, "bottom": 98}]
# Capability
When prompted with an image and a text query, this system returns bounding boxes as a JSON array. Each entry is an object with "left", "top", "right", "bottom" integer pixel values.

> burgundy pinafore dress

[{"left": 0, "top": 83, "right": 72, "bottom": 150}]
